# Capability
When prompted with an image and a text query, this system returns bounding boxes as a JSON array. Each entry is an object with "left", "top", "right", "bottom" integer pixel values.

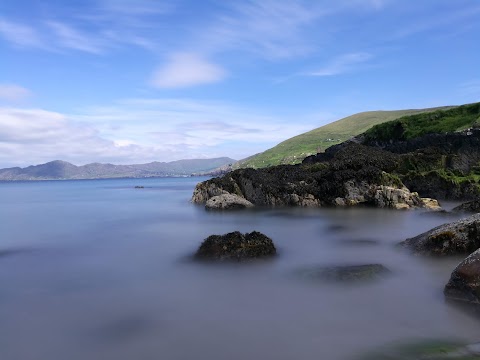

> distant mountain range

[{"left": 0, "top": 157, "right": 236, "bottom": 180}]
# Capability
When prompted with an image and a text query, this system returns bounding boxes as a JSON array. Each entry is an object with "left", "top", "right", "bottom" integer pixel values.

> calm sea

[{"left": 0, "top": 177, "right": 478, "bottom": 360}]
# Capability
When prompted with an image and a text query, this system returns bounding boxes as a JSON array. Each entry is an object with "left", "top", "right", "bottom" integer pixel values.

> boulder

[
  {"left": 205, "top": 194, "right": 254, "bottom": 210},
  {"left": 399, "top": 213, "right": 480, "bottom": 256},
  {"left": 194, "top": 231, "right": 276, "bottom": 262},
  {"left": 373, "top": 185, "right": 423, "bottom": 209},
  {"left": 295, "top": 264, "right": 391, "bottom": 283},
  {"left": 452, "top": 198, "right": 480, "bottom": 213},
  {"left": 444, "top": 248, "right": 480, "bottom": 307}
]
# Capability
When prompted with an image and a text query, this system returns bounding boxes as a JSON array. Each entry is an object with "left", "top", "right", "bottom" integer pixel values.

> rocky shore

[{"left": 192, "top": 143, "right": 441, "bottom": 210}]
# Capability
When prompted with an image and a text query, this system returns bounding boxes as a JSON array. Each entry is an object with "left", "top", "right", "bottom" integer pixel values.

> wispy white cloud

[
  {"left": 151, "top": 53, "right": 227, "bottom": 88},
  {"left": 98, "top": 0, "right": 174, "bottom": 16},
  {"left": 0, "top": 84, "right": 32, "bottom": 102},
  {"left": 308, "top": 52, "right": 373, "bottom": 77},
  {"left": 0, "top": 96, "right": 325, "bottom": 167},
  {"left": 0, "top": 18, "right": 45, "bottom": 49},
  {"left": 200, "top": 0, "right": 323, "bottom": 59},
  {"left": 0, "top": 1, "right": 169, "bottom": 54},
  {"left": 46, "top": 21, "right": 104, "bottom": 54},
  {"left": 71, "top": 97, "right": 321, "bottom": 161},
  {"left": 0, "top": 107, "right": 161, "bottom": 167}
]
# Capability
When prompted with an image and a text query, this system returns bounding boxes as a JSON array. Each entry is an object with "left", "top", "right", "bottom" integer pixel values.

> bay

[{"left": 0, "top": 177, "right": 478, "bottom": 360}]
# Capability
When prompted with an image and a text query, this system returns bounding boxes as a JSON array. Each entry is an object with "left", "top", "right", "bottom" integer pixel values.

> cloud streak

[
  {"left": 0, "top": 18, "right": 45, "bottom": 49},
  {"left": 151, "top": 53, "right": 227, "bottom": 88},
  {"left": 0, "top": 84, "right": 32, "bottom": 102},
  {"left": 307, "top": 52, "right": 373, "bottom": 77}
]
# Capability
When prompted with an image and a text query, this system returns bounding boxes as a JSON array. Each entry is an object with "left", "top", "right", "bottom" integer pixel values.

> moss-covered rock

[{"left": 399, "top": 214, "right": 480, "bottom": 256}]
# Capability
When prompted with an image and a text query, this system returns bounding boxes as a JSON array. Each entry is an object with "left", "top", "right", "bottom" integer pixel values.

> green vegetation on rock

[{"left": 364, "top": 102, "right": 480, "bottom": 142}]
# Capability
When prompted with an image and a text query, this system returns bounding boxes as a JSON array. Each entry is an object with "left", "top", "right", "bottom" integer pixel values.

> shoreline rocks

[
  {"left": 194, "top": 231, "right": 276, "bottom": 262},
  {"left": 191, "top": 144, "right": 441, "bottom": 211},
  {"left": 444, "top": 248, "right": 480, "bottom": 308},
  {"left": 452, "top": 198, "right": 480, "bottom": 213},
  {"left": 399, "top": 214, "right": 480, "bottom": 256},
  {"left": 205, "top": 194, "right": 254, "bottom": 210}
]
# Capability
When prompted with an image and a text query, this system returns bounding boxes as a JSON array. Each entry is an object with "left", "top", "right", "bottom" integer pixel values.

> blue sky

[{"left": 0, "top": 0, "right": 479, "bottom": 167}]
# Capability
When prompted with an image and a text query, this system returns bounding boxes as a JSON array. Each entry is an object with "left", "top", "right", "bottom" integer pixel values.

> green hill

[{"left": 236, "top": 106, "right": 453, "bottom": 169}]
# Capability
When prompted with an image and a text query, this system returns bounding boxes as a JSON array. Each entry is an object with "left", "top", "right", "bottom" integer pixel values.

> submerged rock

[
  {"left": 399, "top": 213, "right": 480, "bottom": 256},
  {"left": 444, "top": 248, "right": 480, "bottom": 308},
  {"left": 452, "top": 198, "right": 480, "bottom": 213},
  {"left": 335, "top": 238, "right": 379, "bottom": 247},
  {"left": 355, "top": 339, "right": 478, "bottom": 360},
  {"left": 194, "top": 231, "right": 276, "bottom": 262},
  {"left": 205, "top": 193, "right": 254, "bottom": 210},
  {"left": 295, "top": 264, "right": 391, "bottom": 283}
]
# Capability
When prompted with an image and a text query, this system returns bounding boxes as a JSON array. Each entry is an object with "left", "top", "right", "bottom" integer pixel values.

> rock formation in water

[
  {"left": 194, "top": 231, "right": 276, "bottom": 262},
  {"left": 192, "top": 143, "right": 439, "bottom": 210},
  {"left": 399, "top": 213, "right": 480, "bottom": 256},
  {"left": 399, "top": 213, "right": 480, "bottom": 309},
  {"left": 444, "top": 248, "right": 480, "bottom": 308},
  {"left": 452, "top": 198, "right": 480, "bottom": 213}
]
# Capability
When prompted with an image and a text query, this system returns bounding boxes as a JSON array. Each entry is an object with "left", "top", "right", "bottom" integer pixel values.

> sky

[{"left": 0, "top": 0, "right": 479, "bottom": 168}]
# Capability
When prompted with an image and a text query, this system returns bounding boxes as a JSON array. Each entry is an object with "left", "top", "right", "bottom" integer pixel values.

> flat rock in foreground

[
  {"left": 399, "top": 213, "right": 480, "bottom": 256},
  {"left": 194, "top": 231, "right": 276, "bottom": 262},
  {"left": 444, "top": 248, "right": 480, "bottom": 307}
]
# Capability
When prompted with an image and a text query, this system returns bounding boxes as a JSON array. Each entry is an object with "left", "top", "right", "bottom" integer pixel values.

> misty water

[{"left": 1, "top": 177, "right": 479, "bottom": 360}]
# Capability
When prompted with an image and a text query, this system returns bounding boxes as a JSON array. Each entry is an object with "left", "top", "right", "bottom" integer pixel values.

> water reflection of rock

[
  {"left": 334, "top": 238, "right": 379, "bottom": 247},
  {"left": 295, "top": 264, "right": 391, "bottom": 284},
  {"left": 355, "top": 339, "right": 480, "bottom": 360}
]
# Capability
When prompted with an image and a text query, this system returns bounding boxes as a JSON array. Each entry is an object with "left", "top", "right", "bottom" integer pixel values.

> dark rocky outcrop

[
  {"left": 452, "top": 198, "right": 480, "bottom": 213},
  {"left": 295, "top": 264, "right": 391, "bottom": 283},
  {"left": 205, "top": 194, "right": 254, "bottom": 210},
  {"left": 192, "top": 143, "right": 438, "bottom": 210},
  {"left": 365, "top": 129, "right": 480, "bottom": 201},
  {"left": 399, "top": 214, "right": 480, "bottom": 256},
  {"left": 444, "top": 248, "right": 480, "bottom": 308},
  {"left": 194, "top": 231, "right": 276, "bottom": 262}
]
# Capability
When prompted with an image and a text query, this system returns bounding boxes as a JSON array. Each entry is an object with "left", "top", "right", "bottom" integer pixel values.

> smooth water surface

[{"left": 0, "top": 178, "right": 479, "bottom": 360}]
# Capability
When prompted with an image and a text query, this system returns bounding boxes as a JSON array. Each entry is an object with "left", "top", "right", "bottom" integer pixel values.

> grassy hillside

[
  {"left": 236, "top": 106, "right": 453, "bottom": 169},
  {"left": 364, "top": 102, "right": 480, "bottom": 142}
]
